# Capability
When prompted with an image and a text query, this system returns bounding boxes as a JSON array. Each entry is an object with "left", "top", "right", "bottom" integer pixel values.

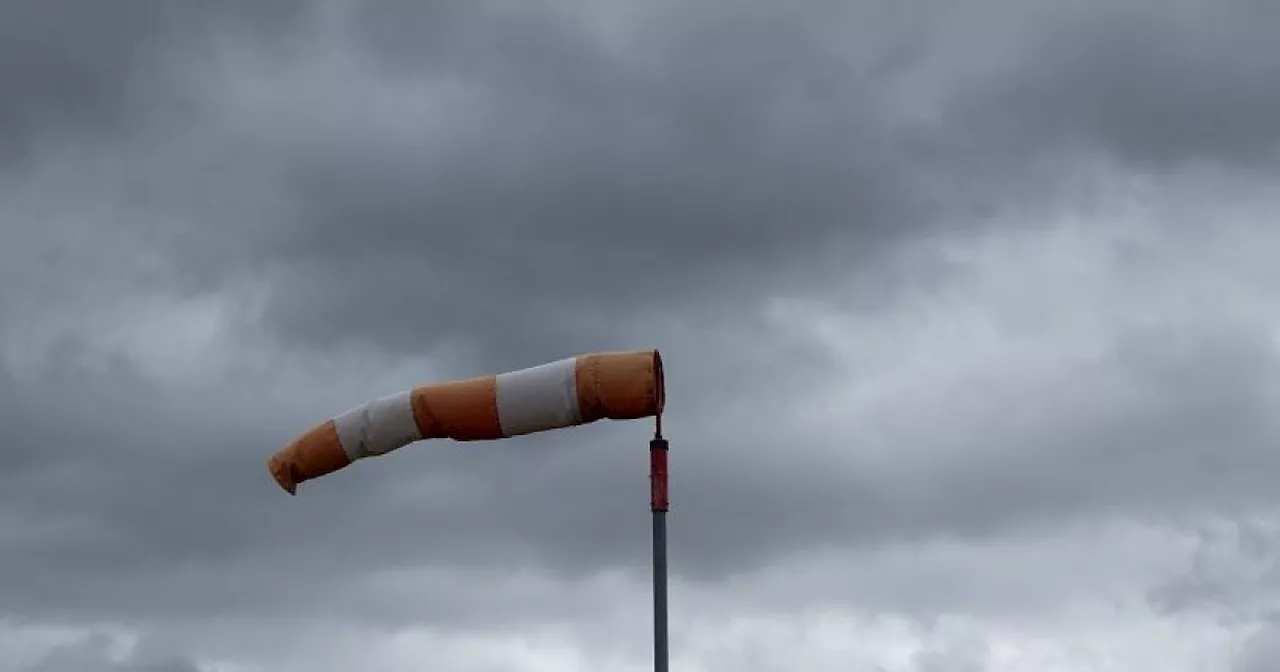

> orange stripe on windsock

[
  {"left": 412, "top": 376, "right": 501, "bottom": 440},
  {"left": 266, "top": 349, "right": 664, "bottom": 494},
  {"left": 267, "top": 420, "right": 352, "bottom": 495},
  {"left": 575, "top": 350, "right": 665, "bottom": 422}
]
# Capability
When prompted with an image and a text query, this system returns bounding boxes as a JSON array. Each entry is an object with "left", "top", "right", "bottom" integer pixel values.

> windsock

[{"left": 268, "top": 349, "right": 665, "bottom": 494}]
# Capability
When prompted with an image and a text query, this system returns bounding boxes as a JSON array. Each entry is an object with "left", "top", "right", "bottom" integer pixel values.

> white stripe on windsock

[
  {"left": 334, "top": 390, "right": 422, "bottom": 461},
  {"left": 495, "top": 357, "right": 582, "bottom": 437}
]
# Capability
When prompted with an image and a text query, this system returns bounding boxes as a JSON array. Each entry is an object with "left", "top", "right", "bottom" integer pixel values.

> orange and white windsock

[{"left": 267, "top": 349, "right": 665, "bottom": 494}]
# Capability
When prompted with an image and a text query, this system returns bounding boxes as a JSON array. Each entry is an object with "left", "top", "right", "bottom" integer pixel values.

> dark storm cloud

[
  {"left": 947, "top": 0, "right": 1280, "bottom": 170},
  {"left": 245, "top": 0, "right": 927, "bottom": 363},
  {"left": 0, "top": 0, "right": 308, "bottom": 165},
  {"left": 215, "top": 0, "right": 1280, "bottom": 363}
]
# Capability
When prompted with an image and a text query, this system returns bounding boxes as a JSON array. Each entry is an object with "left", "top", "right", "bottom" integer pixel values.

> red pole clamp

[{"left": 650, "top": 438, "right": 669, "bottom": 512}]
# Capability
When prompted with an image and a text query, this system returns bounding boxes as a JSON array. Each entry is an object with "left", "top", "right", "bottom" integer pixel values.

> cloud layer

[{"left": 3, "top": 1, "right": 1280, "bottom": 670}]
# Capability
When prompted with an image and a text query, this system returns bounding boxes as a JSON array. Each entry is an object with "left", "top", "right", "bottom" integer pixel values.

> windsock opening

[
  {"left": 267, "top": 349, "right": 665, "bottom": 494},
  {"left": 653, "top": 349, "right": 665, "bottom": 416}
]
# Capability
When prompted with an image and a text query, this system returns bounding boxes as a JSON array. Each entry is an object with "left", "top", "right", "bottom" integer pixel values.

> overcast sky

[{"left": 3, "top": 1, "right": 1280, "bottom": 670}]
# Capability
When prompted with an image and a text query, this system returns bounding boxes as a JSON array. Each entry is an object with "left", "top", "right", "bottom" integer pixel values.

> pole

[{"left": 650, "top": 434, "right": 669, "bottom": 672}]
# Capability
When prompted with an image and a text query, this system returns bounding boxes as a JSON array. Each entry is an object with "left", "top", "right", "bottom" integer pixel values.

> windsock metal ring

[{"left": 267, "top": 349, "right": 665, "bottom": 494}]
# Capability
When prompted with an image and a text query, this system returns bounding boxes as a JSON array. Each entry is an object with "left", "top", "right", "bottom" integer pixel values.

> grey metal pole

[{"left": 650, "top": 436, "right": 669, "bottom": 672}]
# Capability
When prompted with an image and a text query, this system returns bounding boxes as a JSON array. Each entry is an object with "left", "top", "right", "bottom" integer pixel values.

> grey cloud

[
  {"left": 22, "top": 633, "right": 201, "bottom": 672},
  {"left": 1149, "top": 514, "right": 1280, "bottom": 622},
  {"left": 0, "top": 1, "right": 308, "bottom": 166},
  {"left": 948, "top": 0, "right": 1280, "bottom": 171},
  {"left": 4, "top": 0, "right": 1280, "bottom": 668},
  {"left": 0, "top": 1, "right": 157, "bottom": 160},
  {"left": 913, "top": 640, "right": 986, "bottom": 672},
  {"left": 1148, "top": 516, "right": 1280, "bottom": 670},
  {"left": 187, "top": 0, "right": 1280, "bottom": 365},
  {"left": 240, "top": 1, "right": 929, "bottom": 361},
  {"left": 1236, "top": 624, "right": 1280, "bottom": 672},
  {"left": 677, "top": 320, "right": 1280, "bottom": 572},
  {"left": 5, "top": 285, "right": 1279, "bottom": 626}
]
